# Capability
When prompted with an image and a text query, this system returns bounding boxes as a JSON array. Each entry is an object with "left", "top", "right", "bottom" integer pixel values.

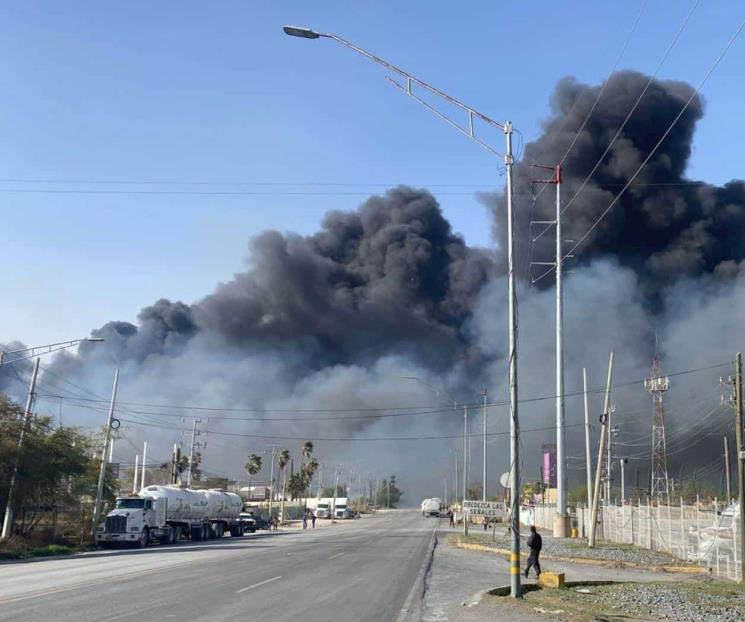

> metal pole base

[{"left": 553, "top": 514, "right": 570, "bottom": 538}]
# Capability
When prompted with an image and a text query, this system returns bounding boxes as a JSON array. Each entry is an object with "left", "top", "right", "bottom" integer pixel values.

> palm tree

[
  {"left": 244, "top": 454, "right": 263, "bottom": 503},
  {"left": 300, "top": 441, "right": 313, "bottom": 510},
  {"left": 278, "top": 449, "right": 290, "bottom": 523}
]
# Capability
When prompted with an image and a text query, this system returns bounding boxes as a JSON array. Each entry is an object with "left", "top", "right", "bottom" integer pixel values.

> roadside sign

[{"left": 463, "top": 500, "right": 502, "bottom": 518}]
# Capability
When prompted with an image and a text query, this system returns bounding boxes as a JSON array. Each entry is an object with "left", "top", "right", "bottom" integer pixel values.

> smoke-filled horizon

[{"left": 3, "top": 69, "right": 744, "bottom": 503}]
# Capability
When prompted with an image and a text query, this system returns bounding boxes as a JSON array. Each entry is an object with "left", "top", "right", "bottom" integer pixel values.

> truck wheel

[
  {"left": 229, "top": 525, "right": 239, "bottom": 537},
  {"left": 191, "top": 525, "right": 202, "bottom": 541},
  {"left": 174, "top": 526, "right": 182, "bottom": 543},
  {"left": 202, "top": 524, "right": 209, "bottom": 540},
  {"left": 138, "top": 528, "right": 149, "bottom": 548}
]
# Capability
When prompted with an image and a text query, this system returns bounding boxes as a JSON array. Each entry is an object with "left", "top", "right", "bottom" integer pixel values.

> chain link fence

[{"left": 524, "top": 499, "right": 741, "bottom": 581}]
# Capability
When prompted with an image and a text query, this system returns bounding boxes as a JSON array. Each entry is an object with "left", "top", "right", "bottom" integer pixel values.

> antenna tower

[{"left": 645, "top": 354, "right": 670, "bottom": 503}]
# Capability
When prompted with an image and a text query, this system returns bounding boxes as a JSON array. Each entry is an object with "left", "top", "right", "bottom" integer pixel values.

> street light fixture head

[{"left": 283, "top": 25, "right": 320, "bottom": 39}]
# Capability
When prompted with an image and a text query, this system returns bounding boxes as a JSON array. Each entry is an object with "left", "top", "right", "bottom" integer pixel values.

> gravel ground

[
  {"left": 563, "top": 581, "right": 745, "bottom": 621},
  {"left": 463, "top": 528, "right": 691, "bottom": 567}
]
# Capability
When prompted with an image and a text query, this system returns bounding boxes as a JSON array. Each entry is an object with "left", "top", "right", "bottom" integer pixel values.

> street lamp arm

[
  {"left": 385, "top": 77, "right": 501, "bottom": 157},
  {"left": 0, "top": 338, "right": 104, "bottom": 366},
  {"left": 283, "top": 26, "right": 507, "bottom": 152}
]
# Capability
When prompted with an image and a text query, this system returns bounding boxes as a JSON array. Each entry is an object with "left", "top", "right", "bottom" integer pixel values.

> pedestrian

[
  {"left": 302, "top": 512, "right": 308, "bottom": 530},
  {"left": 483, "top": 516, "right": 488, "bottom": 531},
  {"left": 272, "top": 516, "right": 278, "bottom": 531},
  {"left": 524, "top": 525, "right": 542, "bottom": 578},
  {"left": 449, "top": 509, "right": 455, "bottom": 528},
  {"left": 311, "top": 512, "right": 316, "bottom": 528}
]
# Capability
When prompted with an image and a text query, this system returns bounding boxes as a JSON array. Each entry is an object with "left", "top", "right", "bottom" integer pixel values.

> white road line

[
  {"left": 235, "top": 575, "right": 282, "bottom": 594},
  {"left": 328, "top": 552, "right": 345, "bottom": 560}
]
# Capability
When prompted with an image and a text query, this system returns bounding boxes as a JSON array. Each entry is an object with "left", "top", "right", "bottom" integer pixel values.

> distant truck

[
  {"left": 95, "top": 485, "right": 244, "bottom": 548},
  {"left": 316, "top": 497, "right": 334, "bottom": 519},
  {"left": 421, "top": 498, "right": 442, "bottom": 517},
  {"left": 333, "top": 497, "right": 350, "bottom": 519},
  {"left": 315, "top": 497, "right": 351, "bottom": 519}
]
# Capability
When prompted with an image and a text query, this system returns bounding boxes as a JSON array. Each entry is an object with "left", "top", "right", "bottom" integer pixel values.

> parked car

[
  {"left": 254, "top": 517, "right": 271, "bottom": 530},
  {"left": 238, "top": 512, "right": 257, "bottom": 533}
]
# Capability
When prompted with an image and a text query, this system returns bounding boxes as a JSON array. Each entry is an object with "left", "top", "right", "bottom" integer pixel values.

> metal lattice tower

[{"left": 645, "top": 355, "right": 670, "bottom": 503}]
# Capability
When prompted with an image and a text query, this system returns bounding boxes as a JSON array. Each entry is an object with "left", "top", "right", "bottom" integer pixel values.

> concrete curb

[
  {"left": 455, "top": 540, "right": 708, "bottom": 575},
  {"left": 396, "top": 528, "right": 438, "bottom": 622}
]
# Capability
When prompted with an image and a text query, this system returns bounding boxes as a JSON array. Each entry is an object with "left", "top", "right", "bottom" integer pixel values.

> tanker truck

[{"left": 95, "top": 486, "right": 244, "bottom": 548}]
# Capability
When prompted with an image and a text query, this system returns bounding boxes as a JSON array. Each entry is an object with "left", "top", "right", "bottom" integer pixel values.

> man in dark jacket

[{"left": 524, "top": 525, "right": 542, "bottom": 578}]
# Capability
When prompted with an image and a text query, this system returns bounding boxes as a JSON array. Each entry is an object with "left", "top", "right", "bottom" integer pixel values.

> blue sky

[{"left": 0, "top": 1, "right": 742, "bottom": 346}]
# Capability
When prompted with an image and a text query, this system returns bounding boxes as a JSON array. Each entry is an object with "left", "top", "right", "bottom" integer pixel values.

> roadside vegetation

[{"left": 0, "top": 396, "right": 116, "bottom": 554}]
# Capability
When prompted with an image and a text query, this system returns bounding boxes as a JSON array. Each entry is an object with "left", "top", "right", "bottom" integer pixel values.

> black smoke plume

[
  {"left": 492, "top": 70, "right": 745, "bottom": 293},
  {"left": 10, "top": 70, "right": 744, "bottom": 498}
]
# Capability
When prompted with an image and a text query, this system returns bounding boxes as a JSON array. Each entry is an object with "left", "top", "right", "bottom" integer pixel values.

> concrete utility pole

[
  {"left": 482, "top": 388, "right": 488, "bottom": 502},
  {"left": 463, "top": 405, "right": 468, "bottom": 504},
  {"left": 724, "top": 436, "right": 732, "bottom": 506},
  {"left": 530, "top": 163, "right": 566, "bottom": 537},
  {"left": 91, "top": 368, "right": 119, "bottom": 535},
  {"left": 132, "top": 454, "right": 139, "bottom": 493},
  {"left": 282, "top": 24, "right": 520, "bottom": 598},
  {"left": 268, "top": 445, "right": 276, "bottom": 520},
  {"left": 1, "top": 358, "right": 41, "bottom": 540},
  {"left": 332, "top": 467, "right": 339, "bottom": 523},
  {"left": 590, "top": 352, "right": 614, "bottom": 547},
  {"left": 620, "top": 458, "right": 628, "bottom": 506},
  {"left": 140, "top": 441, "right": 147, "bottom": 490},
  {"left": 734, "top": 352, "right": 745, "bottom": 583},
  {"left": 553, "top": 165, "right": 567, "bottom": 538},
  {"left": 583, "top": 368, "right": 593, "bottom": 513},
  {"left": 186, "top": 418, "right": 202, "bottom": 487}
]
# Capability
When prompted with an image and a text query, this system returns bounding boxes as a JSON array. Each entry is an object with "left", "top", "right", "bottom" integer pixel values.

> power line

[
  {"left": 118, "top": 416, "right": 590, "bottom": 443},
  {"left": 565, "top": 17, "right": 745, "bottom": 259},
  {"left": 559, "top": 0, "right": 701, "bottom": 218},
  {"left": 34, "top": 359, "right": 732, "bottom": 425}
]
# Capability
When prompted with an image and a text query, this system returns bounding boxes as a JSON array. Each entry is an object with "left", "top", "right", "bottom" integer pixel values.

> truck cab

[
  {"left": 96, "top": 496, "right": 167, "bottom": 547},
  {"left": 334, "top": 498, "right": 350, "bottom": 519},
  {"left": 316, "top": 498, "right": 333, "bottom": 518}
]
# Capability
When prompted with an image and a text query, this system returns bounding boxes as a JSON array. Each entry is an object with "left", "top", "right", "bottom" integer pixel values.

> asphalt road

[{"left": 0, "top": 510, "right": 435, "bottom": 622}]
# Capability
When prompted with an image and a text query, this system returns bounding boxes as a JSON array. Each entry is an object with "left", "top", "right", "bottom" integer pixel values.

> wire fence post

[
  {"left": 648, "top": 497, "right": 653, "bottom": 550},
  {"left": 680, "top": 497, "right": 686, "bottom": 560},
  {"left": 696, "top": 495, "right": 701, "bottom": 564},
  {"left": 714, "top": 498, "right": 721, "bottom": 576},
  {"left": 667, "top": 502, "right": 673, "bottom": 556},
  {"left": 732, "top": 507, "right": 739, "bottom": 581}
]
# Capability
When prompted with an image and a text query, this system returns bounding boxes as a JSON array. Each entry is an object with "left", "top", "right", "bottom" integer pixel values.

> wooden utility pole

[{"left": 589, "top": 352, "right": 614, "bottom": 548}]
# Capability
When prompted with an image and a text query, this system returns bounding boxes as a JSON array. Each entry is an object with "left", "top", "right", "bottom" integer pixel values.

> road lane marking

[
  {"left": 328, "top": 552, "right": 345, "bottom": 560},
  {"left": 236, "top": 575, "right": 282, "bottom": 593}
]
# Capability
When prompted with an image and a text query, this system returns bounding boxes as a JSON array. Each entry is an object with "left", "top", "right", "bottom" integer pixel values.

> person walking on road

[
  {"left": 311, "top": 513, "right": 316, "bottom": 528},
  {"left": 524, "top": 525, "right": 542, "bottom": 578},
  {"left": 448, "top": 509, "right": 455, "bottom": 528},
  {"left": 302, "top": 513, "right": 308, "bottom": 530}
]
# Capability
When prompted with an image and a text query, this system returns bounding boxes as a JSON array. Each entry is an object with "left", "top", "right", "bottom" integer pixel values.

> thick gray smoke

[{"left": 6, "top": 70, "right": 743, "bottom": 501}]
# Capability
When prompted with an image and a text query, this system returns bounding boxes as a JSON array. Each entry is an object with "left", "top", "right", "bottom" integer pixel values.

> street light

[
  {"left": 283, "top": 25, "right": 320, "bottom": 39},
  {"left": 0, "top": 337, "right": 105, "bottom": 366},
  {"left": 283, "top": 27, "right": 520, "bottom": 597}
]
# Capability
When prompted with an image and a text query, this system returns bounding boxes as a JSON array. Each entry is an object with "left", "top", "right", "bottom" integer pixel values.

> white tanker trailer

[{"left": 95, "top": 486, "right": 245, "bottom": 548}]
